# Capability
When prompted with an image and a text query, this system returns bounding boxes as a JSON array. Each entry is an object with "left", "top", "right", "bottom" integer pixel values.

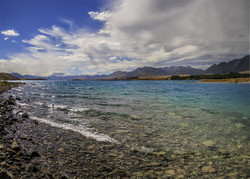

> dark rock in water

[
  {"left": 32, "top": 166, "right": 39, "bottom": 173},
  {"left": 16, "top": 97, "right": 21, "bottom": 101},
  {"left": 4, "top": 99, "right": 15, "bottom": 106},
  {"left": 22, "top": 113, "right": 29, "bottom": 118},
  {"left": 30, "top": 151, "right": 40, "bottom": 158},
  {"left": 0, "top": 171, "right": 13, "bottom": 179}
]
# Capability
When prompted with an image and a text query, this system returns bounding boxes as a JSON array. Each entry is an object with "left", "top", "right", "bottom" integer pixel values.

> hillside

[
  {"left": 107, "top": 71, "right": 128, "bottom": 79},
  {"left": 0, "top": 73, "right": 20, "bottom": 80},
  {"left": 160, "top": 66, "right": 205, "bottom": 75},
  {"left": 205, "top": 55, "right": 250, "bottom": 74},
  {"left": 126, "top": 67, "right": 167, "bottom": 77},
  {"left": 105, "top": 66, "right": 204, "bottom": 79}
]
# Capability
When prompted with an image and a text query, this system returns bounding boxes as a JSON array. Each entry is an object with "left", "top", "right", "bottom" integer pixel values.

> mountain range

[
  {"left": 7, "top": 55, "right": 250, "bottom": 80},
  {"left": 205, "top": 55, "right": 249, "bottom": 74}
]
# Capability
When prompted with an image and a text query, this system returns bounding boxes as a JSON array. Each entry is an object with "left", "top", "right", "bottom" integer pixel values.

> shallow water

[{"left": 7, "top": 80, "right": 250, "bottom": 154}]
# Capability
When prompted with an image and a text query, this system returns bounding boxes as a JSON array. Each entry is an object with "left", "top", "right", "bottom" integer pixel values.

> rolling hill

[{"left": 0, "top": 73, "right": 20, "bottom": 80}]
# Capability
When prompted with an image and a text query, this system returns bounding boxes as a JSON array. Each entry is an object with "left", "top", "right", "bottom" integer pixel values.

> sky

[{"left": 0, "top": 0, "right": 249, "bottom": 76}]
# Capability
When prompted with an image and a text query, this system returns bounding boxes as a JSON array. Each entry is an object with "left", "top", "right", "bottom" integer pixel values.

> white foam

[
  {"left": 31, "top": 116, "right": 119, "bottom": 144},
  {"left": 47, "top": 104, "right": 68, "bottom": 109},
  {"left": 16, "top": 101, "right": 30, "bottom": 107},
  {"left": 34, "top": 102, "right": 44, "bottom": 106},
  {"left": 69, "top": 107, "right": 89, "bottom": 112}
]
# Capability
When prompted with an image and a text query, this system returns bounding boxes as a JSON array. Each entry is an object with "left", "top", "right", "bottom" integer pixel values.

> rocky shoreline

[{"left": 0, "top": 84, "right": 249, "bottom": 178}]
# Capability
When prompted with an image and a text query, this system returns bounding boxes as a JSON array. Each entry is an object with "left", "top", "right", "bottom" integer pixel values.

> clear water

[{"left": 7, "top": 80, "right": 250, "bottom": 153}]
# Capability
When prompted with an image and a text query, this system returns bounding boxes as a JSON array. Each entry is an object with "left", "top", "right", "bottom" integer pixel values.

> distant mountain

[
  {"left": 106, "top": 71, "right": 128, "bottom": 79},
  {"left": 205, "top": 55, "right": 250, "bottom": 74},
  {"left": 126, "top": 67, "right": 167, "bottom": 77},
  {"left": 11, "top": 73, "right": 45, "bottom": 79},
  {"left": 11, "top": 73, "right": 23, "bottom": 79},
  {"left": 11, "top": 73, "right": 107, "bottom": 80},
  {"left": 160, "top": 66, "right": 205, "bottom": 75},
  {"left": 105, "top": 66, "right": 204, "bottom": 79},
  {"left": 0, "top": 73, "right": 19, "bottom": 80},
  {"left": 23, "top": 75, "right": 45, "bottom": 79},
  {"left": 45, "top": 74, "right": 107, "bottom": 80}
]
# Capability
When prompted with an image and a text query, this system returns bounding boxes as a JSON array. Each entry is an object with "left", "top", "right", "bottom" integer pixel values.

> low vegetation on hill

[
  {"left": 0, "top": 81, "right": 23, "bottom": 93},
  {"left": 0, "top": 73, "right": 19, "bottom": 80},
  {"left": 170, "top": 72, "right": 249, "bottom": 80}
]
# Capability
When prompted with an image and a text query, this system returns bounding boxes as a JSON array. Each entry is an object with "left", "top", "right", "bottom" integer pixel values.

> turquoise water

[{"left": 8, "top": 80, "right": 250, "bottom": 153}]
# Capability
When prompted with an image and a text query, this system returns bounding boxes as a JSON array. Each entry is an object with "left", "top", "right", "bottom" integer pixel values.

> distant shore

[
  {"left": 100, "top": 76, "right": 250, "bottom": 83},
  {"left": 200, "top": 77, "right": 250, "bottom": 83}
]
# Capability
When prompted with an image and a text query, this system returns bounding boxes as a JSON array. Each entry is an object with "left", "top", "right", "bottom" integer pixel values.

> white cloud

[
  {"left": 39, "top": 25, "right": 67, "bottom": 38},
  {"left": 1, "top": 29, "right": 20, "bottom": 36},
  {"left": 60, "top": 18, "right": 74, "bottom": 29},
  {"left": 109, "top": 56, "right": 117, "bottom": 61},
  {"left": 22, "top": 35, "right": 57, "bottom": 52},
  {"left": 88, "top": 11, "right": 113, "bottom": 21},
  {"left": 0, "top": 0, "right": 248, "bottom": 75}
]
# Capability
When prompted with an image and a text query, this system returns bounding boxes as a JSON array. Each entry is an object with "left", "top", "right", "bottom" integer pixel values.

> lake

[{"left": 7, "top": 80, "right": 249, "bottom": 154}]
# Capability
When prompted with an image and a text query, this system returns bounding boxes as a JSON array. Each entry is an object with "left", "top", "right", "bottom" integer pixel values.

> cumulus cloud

[
  {"left": 1, "top": 29, "right": 20, "bottom": 36},
  {"left": 0, "top": 0, "right": 248, "bottom": 75}
]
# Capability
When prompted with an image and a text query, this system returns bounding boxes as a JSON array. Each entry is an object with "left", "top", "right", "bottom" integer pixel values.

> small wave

[
  {"left": 12, "top": 88, "right": 22, "bottom": 92},
  {"left": 16, "top": 101, "right": 30, "bottom": 107},
  {"left": 31, "top": 116, "right": 119, "bottom": 144},
  {"left": 34, "top": 102, "right": 44, "bottom": 106},
  {"left": 47, "top": 104, "right": 68, "bottom": 109},
  {"left": 47, "top": 104, "right": 89, "bottom": 113}
]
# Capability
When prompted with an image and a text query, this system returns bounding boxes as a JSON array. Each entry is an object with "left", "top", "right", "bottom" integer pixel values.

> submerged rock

[
  {"left": 131, "top": 115, "right": 140, "bottom": 120},
  {"left": 108, "top": 169, "right": 126, "bottom": 176},
  {"left": 133, "top": 171, "right": 143, "bottom": 177},
  {"left": 166, "top": 169, "right": 176, "bottom": 176},
  {"left": 115, "top": 129, "right": 129, "bottom": 133},
  {"left": 201, "top": 166, "right": 215, "bottom": 173},
  {"left": 0, "top": 143, "right": 4, "bottom": 150},
  {"left": 202, "top": 140, "right": 216, "bottom": 147},
  {"left": 58, "top": 147, "right": 65, "bottom": 153}
]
